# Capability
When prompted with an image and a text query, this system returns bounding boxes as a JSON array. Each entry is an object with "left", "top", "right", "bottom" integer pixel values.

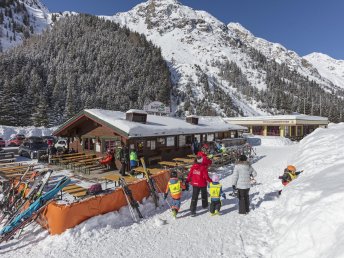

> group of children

[
  {"left": 164, "top": 169, "right": 226, "bottom": 218},
  {"left": 163, "top": 161, "right": 303, "bottom": 218}
]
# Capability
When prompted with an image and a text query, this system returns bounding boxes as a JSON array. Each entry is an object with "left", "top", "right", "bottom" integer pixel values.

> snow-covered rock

[{"left": 0, "top": 0, "right": 51, "bottom": 51}]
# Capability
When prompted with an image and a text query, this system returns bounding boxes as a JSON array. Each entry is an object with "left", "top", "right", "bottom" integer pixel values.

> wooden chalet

[{"left": 53, "top": 109, "right": 247, "bottom": 164}]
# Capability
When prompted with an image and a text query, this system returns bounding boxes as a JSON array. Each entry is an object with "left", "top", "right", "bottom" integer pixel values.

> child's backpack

[{"left": 87, "top": 183, "right": 102, "bottom": 195}]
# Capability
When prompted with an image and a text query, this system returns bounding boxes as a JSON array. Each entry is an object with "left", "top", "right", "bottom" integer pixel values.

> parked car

[
  {"left": 0, "top": 137, "right": 5, "bottom": 148},
  {"left": 18, "top": 137, "right": 48, "bottom": 159},
  {"left": 7, "top": 134, "right": 26, "bottom": 146},
  {"left": 42, "top": 136, "right": 57, "bottom": 145},
  {"left": 55, "top": 139, "right": 67, "bottom": 151}
]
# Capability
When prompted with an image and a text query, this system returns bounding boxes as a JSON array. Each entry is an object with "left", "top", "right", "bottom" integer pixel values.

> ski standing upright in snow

[
  {"left": 119, "top": 177, "right": 143, "bottom": 222},
  {"left": 140, "top": 157, "right": 159, "bottom": 208}
]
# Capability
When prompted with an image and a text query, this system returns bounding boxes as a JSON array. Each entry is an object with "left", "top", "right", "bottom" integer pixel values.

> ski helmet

[
  {"left": 212, "top": 174, "right": 219, "bottom": 182},
  {"left": 287, "top": 165, "right": 296, "bottom": 172},
  {"left": 171, "top": 170, "right": 178, "bottom": 178}
]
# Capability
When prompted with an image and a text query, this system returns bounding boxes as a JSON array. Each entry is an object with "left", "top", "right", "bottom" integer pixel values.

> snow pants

[
  {"left": 190, "top": 186, "right": 208, "bottom": 214},
  {"left": 171, "top": 198, "right": 181, "bottom": 212},
  {"left": 238, "top": 188, "right": 250, "bottom": 214},
  {"left": 210, "top": 200, "right": 222, "bottom": 213}
]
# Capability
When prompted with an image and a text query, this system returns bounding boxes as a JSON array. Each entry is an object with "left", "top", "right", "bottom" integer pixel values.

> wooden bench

[
  {"left": 62, "top": 184, "right": 87, "bottom": 195},
  {"left": 158, "top": 161, "right": 184, "bottom": 168},
  {"left": 71, "top": 190, "right": 88, "bottom": 198},
  {"left": 102, "top": 174, "right": 121, "bottom": 187},
  {"left": 147, "top": 155, "right": 162, "bottom": 166},
  {"left": 0, "top": 158, "right": 16, "bottom": 163},
  {"left": 82, "top": 164, "right": 104, "bottom": 175}
]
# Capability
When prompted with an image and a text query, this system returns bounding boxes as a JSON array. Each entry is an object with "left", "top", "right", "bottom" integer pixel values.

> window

[
  {"left": 150, "top": 140, "right": 156, "bottom": 150},
  {"left": 166, "top": 137, "right": 175, "bottom": 147},
  {"left": 207, "top": 134, "right": 214, "bottom": 141},
  {"left": 83, "top": 138, "right": 95, "bottom": 151},
  {"left": 186, "top": 135, "right": 192, "bottom": 144},
  {"left": 84, "top": 138, "right": 89, "bottom": 150},
  {"left": 157, "top": 138, "right": 165, "bottom": 145},
  {"left": 179, "top": 135, "right": 186, "bottom": 147},
  {"left": 103, "top": 140, "right": 119, "bottom": 153}
]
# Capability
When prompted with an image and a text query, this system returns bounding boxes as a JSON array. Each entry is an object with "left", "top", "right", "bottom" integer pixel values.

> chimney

[
  {"left": 186, "top": 115, "right": 199, "bottom": 125},
  {"left": 126, "top": 109, "right": 148, "bottom": 124}
]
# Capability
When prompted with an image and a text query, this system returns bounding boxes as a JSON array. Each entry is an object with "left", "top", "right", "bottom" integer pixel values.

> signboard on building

[{"left": 143, "top": 101, "right": 170, "bottom": 114}]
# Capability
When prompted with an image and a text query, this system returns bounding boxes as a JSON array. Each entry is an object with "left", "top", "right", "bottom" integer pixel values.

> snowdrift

[
  {"left": 272, "top": 123, "right": 344, "bottom": 258},
  {"left": 0, "top": 125, "right": 56, "bottom": 140}
]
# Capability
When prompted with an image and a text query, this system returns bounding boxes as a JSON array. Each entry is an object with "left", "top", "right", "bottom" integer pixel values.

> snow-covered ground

[{"left": 1, "top": 125, "right": 344, "bottom": 257}]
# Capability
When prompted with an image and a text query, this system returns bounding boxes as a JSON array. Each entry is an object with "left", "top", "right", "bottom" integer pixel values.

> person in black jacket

[{"left": 119, "top": 143, "right": 129, "bottom": 176}]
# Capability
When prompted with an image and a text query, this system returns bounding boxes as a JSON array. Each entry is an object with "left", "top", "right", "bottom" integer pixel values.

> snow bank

[
  {"left": 272, "top": 123, "right": 344, "bottom": 258},
  {"left": 246, "top": 135, "right": 294, "bottom": 147},
  {"left": 0, "top": 125, "right": 57, "bottom": 140}
]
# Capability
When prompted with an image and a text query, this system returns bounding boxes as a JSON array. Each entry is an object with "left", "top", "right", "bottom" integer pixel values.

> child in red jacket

[{"left": 186, "top": 155, "right": 212, "bottom": 216}]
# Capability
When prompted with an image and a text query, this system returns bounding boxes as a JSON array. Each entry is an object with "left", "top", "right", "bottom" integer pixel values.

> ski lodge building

[
  {"left": 53, "top": 109, "right": 247, "bottom": 162},
  {"left": 224, "top": 114, "right": 329, "bottom": 140}
]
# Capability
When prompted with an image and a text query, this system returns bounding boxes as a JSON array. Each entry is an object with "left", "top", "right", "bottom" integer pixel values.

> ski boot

[{"left": 171, "top": 209, "right": 177, "bottom": 219}]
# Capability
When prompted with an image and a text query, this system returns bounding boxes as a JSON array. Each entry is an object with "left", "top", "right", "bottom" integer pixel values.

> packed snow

[{"left": 1, "top": 124, "right": 343, "bottom": 257}]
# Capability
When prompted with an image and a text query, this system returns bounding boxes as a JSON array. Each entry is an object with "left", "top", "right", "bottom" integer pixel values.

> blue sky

[{"left": 41, "top": 0, "right": 344, "bottom": 59}]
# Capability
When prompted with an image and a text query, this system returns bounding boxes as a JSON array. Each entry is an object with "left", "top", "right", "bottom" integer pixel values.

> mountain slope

[
  {"left": 107, "top": 0, "right": 344, "bottom": 121},
  {"left": 304, "top": 52, "right": 344, "bottom": 89},
  {"left": 1, "top": 0, "right": 343, "bottom": 122},
  {"left": 0, "top": 0, "right": 50, "bottom": 51},
  {"left": 0, "top": 14, "right": 171, "bottom": 126}
]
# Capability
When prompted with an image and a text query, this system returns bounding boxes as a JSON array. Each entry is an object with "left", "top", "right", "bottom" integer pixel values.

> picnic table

[
  {"left": 133, "top": 167, "right": 163, "bottom": 175},
  {"left": 158, "top": 161, "right": 184, "bottom": 168},
  {"left": 50, "top": 152, "right": 85, "bottom": 164},
  {"left": 62, "top": 184, "right": 88, "bottom": 199},
  {"left": 59, "top": 154, "right": 96, "bottom": 168},
  {"left": 102, "top": 174, "right": 141, "bottom": 187},
  {"left": 72, "top": 157, "right": 102, "bottom": 174},
  {"left": 0, "top": 165, "right": 31, "bottom": 173},
  {"left": 172, "top": 157, "right": 195, "bottom": 164}
]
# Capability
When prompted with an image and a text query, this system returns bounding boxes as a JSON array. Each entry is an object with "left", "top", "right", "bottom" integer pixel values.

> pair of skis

[
  {"left": 119, "top": 177, "right": 143, "bottom": 222},
  {"left": 3, "top": 170, "right": 53, "bottom": 227},
  {"left": 140, "top": 158, "right": 159, "bottom": 208},
  {"left": 0, "top": 176, "right": 71, "bottom": 243}
]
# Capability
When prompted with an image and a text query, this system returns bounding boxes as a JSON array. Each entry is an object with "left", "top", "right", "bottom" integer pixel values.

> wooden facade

[{"left": 53, "top": 110, "right": 247, "bottom": 163}]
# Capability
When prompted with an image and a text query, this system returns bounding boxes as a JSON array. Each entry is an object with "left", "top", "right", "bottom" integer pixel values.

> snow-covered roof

[
  {"left": 81, "top": 109, "right": 246, "bottom": 138},
  {"left": 224, "top": 114, "right": 328, "bottom": 122}
]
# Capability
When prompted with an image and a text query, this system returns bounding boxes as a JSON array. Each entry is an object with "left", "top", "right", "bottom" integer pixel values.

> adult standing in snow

[
  {"left": 186, "top": 155, "right": 212, "bottom": 216},
  {"left": 232, "top": 154, "right": 257, "bottom": 215},
  {"left": 196, "top": 150, "right": 212, "bottom": 168},
  {"left": 119, "top": 143, "right": 129, "bottom": 176},
  {"left": 191, "top": 137, "right": 199, "bottom": 155}
]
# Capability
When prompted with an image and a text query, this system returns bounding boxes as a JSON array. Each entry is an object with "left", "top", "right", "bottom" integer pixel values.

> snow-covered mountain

[
  {"left": 106, "top": 0, "right": 343, "bottom": 116},
  {"left": 304, "top": 52, "right": 344, "bottom": 89},
  {"left": 0, "top": 0, "right": 51, "bottom": 51},
  {"left": 1, "top": 0, "right": 343, "bottom": 118}
]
